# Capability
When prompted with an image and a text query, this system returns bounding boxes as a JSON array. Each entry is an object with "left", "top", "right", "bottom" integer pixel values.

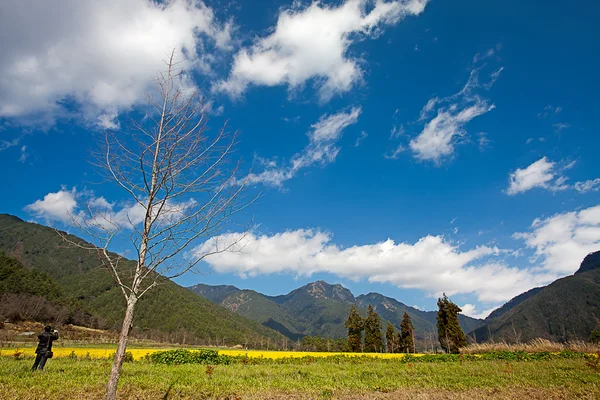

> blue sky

[{"left": 1, "top": 0, "right": 599, "bottom": 318}]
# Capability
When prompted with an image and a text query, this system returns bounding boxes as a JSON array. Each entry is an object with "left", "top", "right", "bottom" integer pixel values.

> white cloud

[
  {"left": 215, "top": 0, "right": 429, "bottom": 101},
  {"left": 514, "top": 205, "right": 600, "bottom": 274},
  {"left": 460, "top": 303, "right": 477, "bottom": 318},
  {"left": 243, "top": 107, "right": 361, "bottom": 187},
  {"left": 18, "top": 145, "right": 29, "bottom": 163},
  {"left": 196, "top": 204, "right": 600, "bottom": 307},
  {"left": 478, "top": 132, "right": 491, "bottom": 151},
  {"left": 553, "top": 122, "right": 571, "bottom": 132},
  {"left": 506, "top": 157, "right": 598, "bottom": 195},
  {"left": 195, "top": 229, "right": 551, "bottom": 303},
  {"left": 389, "top": 56, "right": 502, "bottom": 164},
  {"left": 97, "top": 109, "right": 121, "bottom": 130},
  {"left": 538, "top": 104, "right": 562, "bottom": 119},
  {"left": 461, "top": 304, "right": 499, "bottom": 320},
  {"left": 25, "top": 187, "right": 195, "bottom": 229},
  {"left": 0, "top": 0, "right": 231, "bottom": 123},
  {"left": 25, "top": 187, "right": 79, "bottom": 223},
  {"left": 0, "top": 138, "right": 21, "bottom": 152},
  {"left": 409, "top": 101, "right": 494, "bottom": 163},
  {"left": 574, "top": 178, "right": 600, "bottom": 193},
  {"left": 355, "top": 131, "right": 368, "bottom": 147},
  {"left": 507, "top": 157, "right": 561, "bottom": 195}
]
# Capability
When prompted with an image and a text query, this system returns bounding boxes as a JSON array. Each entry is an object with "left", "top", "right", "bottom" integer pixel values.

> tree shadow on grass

[{"left": 162, "top": 382, "right": 174, "bottom": 400}]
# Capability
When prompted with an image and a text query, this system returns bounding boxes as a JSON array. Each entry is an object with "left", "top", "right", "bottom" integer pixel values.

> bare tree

[{"left": 59, "top": 51, "right": 254, "bottom": 400}]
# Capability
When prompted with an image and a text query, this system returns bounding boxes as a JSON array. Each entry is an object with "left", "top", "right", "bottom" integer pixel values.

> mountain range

[
  {"left": 190, "top": 250, "right": 600, "bottom": 344},
  {"left": 189, "top": 280, "right": 483, "bottom": 341},
  {"left": 2, "top": 212, "right": 599, "bottom": 347}
]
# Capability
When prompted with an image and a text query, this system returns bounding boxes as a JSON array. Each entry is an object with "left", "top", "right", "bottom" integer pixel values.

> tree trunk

[{"left": 104, "top": 295, "right": 137, "bottom": 400}]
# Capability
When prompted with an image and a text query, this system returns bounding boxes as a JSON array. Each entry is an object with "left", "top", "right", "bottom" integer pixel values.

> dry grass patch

[{"left": 461, "top": 338, "right": 600, "bottom": 354}]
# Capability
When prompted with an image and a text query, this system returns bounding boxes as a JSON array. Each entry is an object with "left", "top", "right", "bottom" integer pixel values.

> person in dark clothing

[{"left": 31, "top": 325, "right": 59, "bottom": 371}]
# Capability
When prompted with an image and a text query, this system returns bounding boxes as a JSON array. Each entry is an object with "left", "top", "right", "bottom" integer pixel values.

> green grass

[{"left": 1, "top": 356, "right": 600, "bottom": 399}]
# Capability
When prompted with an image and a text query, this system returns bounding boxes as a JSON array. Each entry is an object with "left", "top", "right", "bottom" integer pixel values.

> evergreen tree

[
  {"left": 395, "top": 331, "right": 402, "bottom": 354},
  {"left": 385, "top": 322, "right": 395, "bottom": 353},
  {"left": 364, "top": 304, "right": 383, "bottom": 352},
  {"left": 400, "top": 312, "right": 416, "bottom": 353},
  {"left": 590, "top": 330, "right": 600, "bottom": 344},
  {"left": 345, "top": 304, "right": 364, "bottom": 352},
  {"left": 436, "top": 294, "right": 467, "bottom": 354}
]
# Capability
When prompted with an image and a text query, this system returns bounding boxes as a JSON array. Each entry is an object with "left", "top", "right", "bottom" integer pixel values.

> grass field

[{"left": 1, "top": 350, "right": 600, "bottom": 399}]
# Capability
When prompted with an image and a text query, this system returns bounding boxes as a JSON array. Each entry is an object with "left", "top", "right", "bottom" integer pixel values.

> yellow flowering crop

[
  {"left": 4, "top": 347, "right": 167, "bottom": 360},
  {"left": 4, "top": 347, "right": 424, "bottom": 360},
  {"left": 219, "top": 349, "right": 422, "bottom": 359}
]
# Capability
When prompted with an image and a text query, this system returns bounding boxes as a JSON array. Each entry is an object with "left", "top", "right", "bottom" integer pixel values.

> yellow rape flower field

[{"left": 5, "top": 346, "right": 424, "bottom": 360}]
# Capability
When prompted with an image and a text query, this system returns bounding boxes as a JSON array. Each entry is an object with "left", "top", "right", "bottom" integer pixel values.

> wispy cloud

[
  {"left": 574, "top": 178, "right": 600, "bottom": 193},
  {"left": 388, "top": 53, "right": 502, "bottom": 164},
  {"left": 241, "top": 107, "right": 362, "bottom": 187},
  {"left": 18, "top": 145, "right": 29, "bottom": 163},
  {"left": 355, "top": 131, "right": 368, "bottom": 147},
  {"left": 0, "top": 137, "right": 20, "bottom": 152},
  {"left": 553, "top": 122, "right": 571, "bottom": 133},
  {"left": 537, "top": 104, "right": 562, "bottom": 119}
]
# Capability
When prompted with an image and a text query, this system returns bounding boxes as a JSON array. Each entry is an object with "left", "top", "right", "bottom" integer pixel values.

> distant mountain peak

[
  {"left": 302, "top": 280, "right": 355, "bottom": 302},
  {"left": 358, "top": 293, "right": 397, "bottom": 312},
  {"left": 575, "top": 250, "right": 600, "bottom": 274},
  {"left": 188, "top": 283, "right": 241, "bottom": 304}
]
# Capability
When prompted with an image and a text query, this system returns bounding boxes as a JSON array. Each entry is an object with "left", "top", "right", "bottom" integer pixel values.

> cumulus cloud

[
  {"left": 195, "top": 228, "right": 552, "bottom": 304},
  {"left": 25, "top": 187, "right": 195, "bottom": 229},
  {"left": 214, "top": 0, "right": 429, "bottom": 101},
  {"left": 25, "top": 187, "right": 79, "bottom": 223},
  {"left": 389, "top": 53, "right": 502, "bottom": 164},
  {"left": 514, "top": 205, "right": 600, "bottom": 274},
  {"left": 0, "top": 0, "right": 231, "bottom": 123},
  {"left": 460, "top": 304, "right": 500, "bottom": 320},
  {"left": 242, "top": 107, "right": 361, "bottom": 187},
  {"left": 506, "top": 157, "right": 599, "bottom": 195}
]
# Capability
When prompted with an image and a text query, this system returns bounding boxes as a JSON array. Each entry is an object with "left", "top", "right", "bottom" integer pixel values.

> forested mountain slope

[{"left": 0, "top": 214, "right": 283, "bottom": 346}]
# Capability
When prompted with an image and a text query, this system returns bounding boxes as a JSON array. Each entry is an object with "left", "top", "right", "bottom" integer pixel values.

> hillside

[
  {"left": 470, "top": 250, "right": 600, "bottom": 343},
  {"left": 485, "top": 286, "right": 544, "bottom": 321},
  {"left": 221, "top": 290, "right": 306, "bottom": 341},
  {"left": 356, "top": 293, "right": 482, "bottom": 337},
  {"left": 0, "top": 214, "right": 283, "bottom": 346},
  {"left": 189, "top": 280, "right": 483, "bottom": 341},
  {"left": 0, "top": 250, "right": 98, "bottom": 325}
]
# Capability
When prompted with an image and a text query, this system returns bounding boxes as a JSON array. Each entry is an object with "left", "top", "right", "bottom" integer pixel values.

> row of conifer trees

[{"left": 344, "top": 294, "right": 467, "bottom": 353}]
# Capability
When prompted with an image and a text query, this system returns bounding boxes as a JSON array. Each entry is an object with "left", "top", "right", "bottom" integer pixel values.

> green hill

[
  {"left": 0, "top": 214, "right": 283, "bottom": 346},
  {"left": 485, "top": 286, "right": 544, "bottom": 321},
  {"left": 470, "top": 250, "right": 600, "bottom": 343},
  {"left": 189, "top": 280, "right": 483, "bottom": 341}
]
